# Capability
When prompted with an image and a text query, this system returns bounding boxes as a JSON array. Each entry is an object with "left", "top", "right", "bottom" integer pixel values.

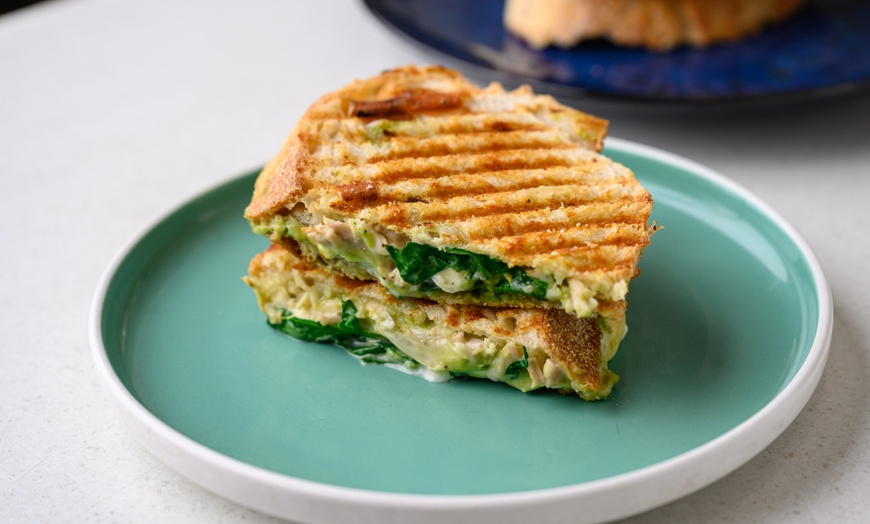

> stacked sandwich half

[{"left": 243, "top": 65, "right": 655, "bottom": 400}]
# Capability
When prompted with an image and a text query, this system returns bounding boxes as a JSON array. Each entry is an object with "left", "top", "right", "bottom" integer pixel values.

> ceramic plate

[
  {"left": 90, "top": 139, "right": 831, "bottom": 524},
  {"left": 363, "top": 0, "right": 870, "bottom": 104}
]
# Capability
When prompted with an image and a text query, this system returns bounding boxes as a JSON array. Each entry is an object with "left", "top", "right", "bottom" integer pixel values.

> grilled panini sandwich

[
  {"left": 245, "top": 244, "right": 624, "bottom": 400},
  {"left": 245, "top": 65, "right": 654, "bottom": 320}
]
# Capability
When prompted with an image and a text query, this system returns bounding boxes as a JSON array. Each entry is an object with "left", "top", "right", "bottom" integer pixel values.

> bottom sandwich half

[{"left": 244, "top": 244, "right": 627, "bottom": 400}]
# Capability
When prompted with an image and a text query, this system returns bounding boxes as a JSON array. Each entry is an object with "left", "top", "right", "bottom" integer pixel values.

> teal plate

[{"left": 90, "top": 139, "right": 831, "bottom": 524}]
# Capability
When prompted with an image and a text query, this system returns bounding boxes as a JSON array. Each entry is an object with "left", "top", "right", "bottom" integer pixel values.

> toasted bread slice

[
  {"left": 504, "top": 0, "right": 804, "bottom": 51},
  {"left": 245, "top": 65, "right": 654, "bottom": 318},
  {"left": 245, "top": 244, "right": 625, "bottom": 400}
]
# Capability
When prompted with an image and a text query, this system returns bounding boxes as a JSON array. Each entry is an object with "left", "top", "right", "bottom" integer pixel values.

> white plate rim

[{"left": 89, "top": 137, "right": 833, "bottom": 524}]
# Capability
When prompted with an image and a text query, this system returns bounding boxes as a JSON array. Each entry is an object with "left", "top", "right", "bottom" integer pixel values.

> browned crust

[
  {"left": 335, "top": 181, "right": 379, "bottom": 208},
  {"left": 504, "top": 0, "right": 805, "bottom": 50},
  {"left": 539, "top": 310, "right": 602, "bottom": 389},
  {"left": 245, "top": 140, "right": 308, "bottom": 219},
  {"left": 244, "top": 65, "right": 609, "bottom": 221},
  {"left": 246, "top": 66, "right": 474, "bottom": 220}
]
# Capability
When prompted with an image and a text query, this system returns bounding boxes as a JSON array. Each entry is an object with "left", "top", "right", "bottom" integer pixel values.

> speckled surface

[{"left": 0, "top": 0, "right": 868, "bottom": 522}]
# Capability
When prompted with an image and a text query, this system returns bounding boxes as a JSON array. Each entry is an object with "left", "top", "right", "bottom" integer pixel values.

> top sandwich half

[{"left": 245, "top": 65, "right": 654, "bottom": 319}]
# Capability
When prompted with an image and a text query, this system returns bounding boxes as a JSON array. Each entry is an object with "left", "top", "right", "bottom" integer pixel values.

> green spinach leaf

[
  {"left": 505, "top": 347, "right": 529, "bottom": 379},
  {"left": 494, "top": 270, "right": 549, "bottom": 301},
  {"left": 269, "top": 301, "right": 415, "bottom": 364},
  {"left": 386, "top": 242, "right": 549, "bottom": 300}
]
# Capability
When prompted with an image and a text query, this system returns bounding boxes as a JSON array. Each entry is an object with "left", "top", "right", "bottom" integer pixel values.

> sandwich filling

[
  {"left": 252, "top": 213, "right": 627, "bottom": 317},
  {"left": 245, "top": 245, "right": 625, "bottom": 400}
]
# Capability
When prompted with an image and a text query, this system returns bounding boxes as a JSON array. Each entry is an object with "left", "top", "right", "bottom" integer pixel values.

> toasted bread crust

[
  {"left": 246, "top": 65, "right": 609, "bottom": 220},
  {"left": 504, "top": 0, "right": 804, "bottom": 50},
  {"left": 540, "top": 309, "right": 602, "bottom": 383}
]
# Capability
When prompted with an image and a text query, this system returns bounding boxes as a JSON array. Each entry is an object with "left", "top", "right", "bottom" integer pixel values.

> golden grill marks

[
  {"left": 245, "top": 65, "right": 655, "bottom": 320},
  {"left": 452, "top": 201, "right": 654, "bottom": 241},
  {"left": 343, "top": 129, "right": 577, "bottom": 165},
  {"left": 326, "top": 159, "right": 640, "bottom": 211},
  {"left": 348, "top": 183, "right": 647, "bottom": 226},
  {"left": 306, "top": 113, "right": 581, "bottom": 142},
  {"left": 475, "top": 223, "right": 651, "bottom": 255},
  {"left": 300, "top": 101, "right": 607, "bottom": 161},
  {"left": 341, "top": 148, "right": 598, "bottom": 185},
  {"left": 376, "top": 161, "right": 630, "bottom": 199}
]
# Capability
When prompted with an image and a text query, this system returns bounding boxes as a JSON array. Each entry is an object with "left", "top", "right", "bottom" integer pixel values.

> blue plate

[{"left": 364, "top": 0, "right": 870, "bottom": 104}]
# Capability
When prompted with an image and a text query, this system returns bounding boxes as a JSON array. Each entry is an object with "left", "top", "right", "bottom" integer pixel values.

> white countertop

[{"left": 1, "top": 0, "right": 868, "bottom": 522}]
